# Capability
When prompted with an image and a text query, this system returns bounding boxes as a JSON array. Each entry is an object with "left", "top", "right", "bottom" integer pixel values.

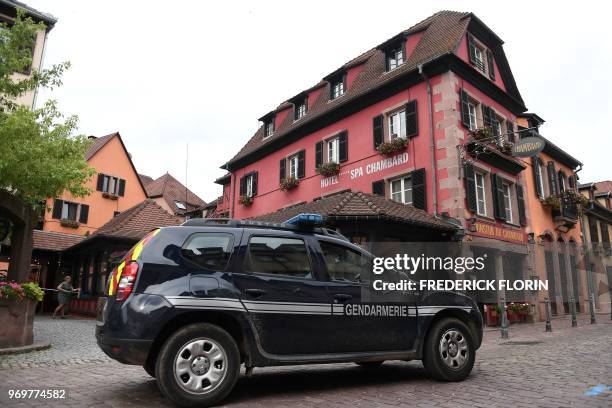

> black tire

[
  {"left": 155, "top": 323, "right": 240, "bottom": 407},
  {"left": 422, "top": 317, "right": 475, "bottom": 381},
  {"left": 143, "top": 361, "right": 155, "bottom": 378},
  {"left": 355, "top": 361, "right": 384, "bottom": 368}
]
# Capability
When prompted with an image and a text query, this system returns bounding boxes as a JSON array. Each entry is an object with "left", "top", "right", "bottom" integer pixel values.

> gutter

[{"left": 418, "top": 63, "right": 438, "bottom": 216}]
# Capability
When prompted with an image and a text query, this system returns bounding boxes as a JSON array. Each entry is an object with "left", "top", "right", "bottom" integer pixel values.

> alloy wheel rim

[
  {"left": 173, "top": 338, "right": 228, "bottom": 394},
  {"left": 439, "top": 329, "right": 469, "bottom": 369}
]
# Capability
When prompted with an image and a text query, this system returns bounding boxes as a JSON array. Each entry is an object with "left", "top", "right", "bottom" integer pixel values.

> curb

[{"left": 0, "top": 340, "right": 52, "bottom": 356}]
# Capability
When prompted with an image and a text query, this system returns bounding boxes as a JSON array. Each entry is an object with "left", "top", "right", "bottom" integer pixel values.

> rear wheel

[
  {"left": 155, "top": 323, "right": 240, "bottom": 407},
  {"left": 422, "top": 317, "right": 475, "bottom": 381}
]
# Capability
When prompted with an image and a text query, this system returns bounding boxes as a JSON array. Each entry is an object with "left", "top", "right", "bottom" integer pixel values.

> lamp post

[
  {"left": 500, "top": 296, "right": 509, "bottom": 339},
  {"left": 544, "top": 298, "right": 552, "bottom": 332},
  {"left": 569, "top": 296, "right": 577, "bottom": 327}
]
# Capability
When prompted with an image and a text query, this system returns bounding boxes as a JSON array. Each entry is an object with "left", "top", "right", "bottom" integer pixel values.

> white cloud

[{"left": 30, "top": 0, "right": 612, "bottom": 201}]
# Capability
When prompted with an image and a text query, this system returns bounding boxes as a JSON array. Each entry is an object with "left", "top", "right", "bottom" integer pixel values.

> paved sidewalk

[{"left": 0, "top": 314, "right": 610, "bottom": 407}]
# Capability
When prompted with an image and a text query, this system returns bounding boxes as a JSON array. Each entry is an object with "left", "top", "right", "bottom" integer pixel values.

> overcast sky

[{"left": 29, "top": 0, "right": 612, "bottom": 202}]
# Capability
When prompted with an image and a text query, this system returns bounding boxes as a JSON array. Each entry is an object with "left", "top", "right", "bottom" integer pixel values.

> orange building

[
  {"left": 517, "top": 113, "right": 586, "bottom": 317},
  {"left": 42, "top": 133, "right": 148, "bottom": 235}
]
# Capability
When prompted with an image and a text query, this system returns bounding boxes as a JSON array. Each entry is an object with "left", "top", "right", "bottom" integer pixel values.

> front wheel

[
  {"left": 155, "top": 323, "right": 240, "bottom": 407},
  {"left": 422, "top": 317, "right": 475, "bottom": 381}
]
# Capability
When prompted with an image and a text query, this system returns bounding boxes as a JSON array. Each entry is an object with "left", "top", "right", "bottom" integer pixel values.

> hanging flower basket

[
  {"left": 280, "top": 177, "right": 299, "bottom": 191},
  {"left": 377, "top": 138, "right": 408, "bottom": 156},
  {"left": 316, "top": 162, "right": 340, "bottom": 177},
  {"left": 238, "top": 195, "right": 253, "bottom": 206},
  {"left": 500, "top": 141, "right": 513, "bottom": 155}
]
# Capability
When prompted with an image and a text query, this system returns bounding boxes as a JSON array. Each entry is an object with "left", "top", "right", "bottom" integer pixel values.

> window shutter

[
  {"left": 297, "top": 150, "right": 305, "bottom": 179},
  {"left": 79, "top": 204, "right": 89, "bottom": 224},
  {"left": 239, "top": 176, "right": 246, "bottom": 196},
  {"left": 568, "top": 175, "right": 575, "bottom": 190},
  {"left": 532, "top": 157, "right": 544, "bottom": 198},
  {"left": 118, "top": 179, "right": 126, "bottom": 196},
  {"left": 506, "top": 121, "right": 515, "bottom": 143},
  {"left": 491, "top": 174, "right": 506, "bottom": 221},
  {"left": 405, "top": 100, "right": 418, "bottom": 138},
  {"left": 315, "top": 141, "right": 323, "bottom": 168},
  {"left": 467, "top": 33, "right": 477, "bottom": 65},
  {"left": 547, "top": 161, "right": 558, "bottom": 196},
  {"left": 516, "top": 185, "right": 527, "bottom": 226},
  {"left": 96, "top": 174, "right": 104, "bottom": 191},
  {"left": 460, "top": 89, "right": 471, "bottom": 129},
  {"left": 252, "top": 172, "right": 258, "bottom": 196},
  {"left": 558, "top": 171, "right": 565, "bottom": 193},
  {"left": 464, "top": 164, "right": 477, "bottom": 212},
  {"left": 482, "top": 105, "right": 492, "bottom": 128},
  {"left": 384, "top": 50, "right": 390, "bottom": 72},
  {"left": 411, "top": 168, "right": 426, "bottom": 210},
  {"left": 372, "top": 180, "right": 385, "bottom": 196},
  {"left": 339, "top": 131, "right": 348, "bottom": 162},
  {"left": 52, "top": 199, "right": 63, "bottom": 219},
  {"left": 373, "top": 115, "right": 384, "bottom": 148},
  {"left": 486, "top": 50, "right": 495, "bottom": 80},
  {"left": 279, "top": 158, "right": 286, "bottom": 182}
]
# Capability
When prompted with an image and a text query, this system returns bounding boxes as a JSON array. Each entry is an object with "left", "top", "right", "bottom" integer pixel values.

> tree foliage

[{"left": 0, "top": 10, "right": 93, "bottom": 208}]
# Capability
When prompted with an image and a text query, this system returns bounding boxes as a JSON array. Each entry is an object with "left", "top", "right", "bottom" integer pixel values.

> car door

[
  {"left": 315, "top": 238, "right": 418, "bottom": 352},
  {"left": 231, "top": 230, "right": 332, "bottom": 355}
]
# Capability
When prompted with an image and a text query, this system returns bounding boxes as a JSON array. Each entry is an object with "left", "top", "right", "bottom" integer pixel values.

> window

[
  {"left": 331, "top": 78, "right": 345, "bottom": 99},
  {"left": 175, "top": 201, "right": 186, "bottom": 210},
  {"left": 240, "top": 172, "right": 258, "bottom": 198},
  {"left": 246, "top": 236, "right": 312, "bottom": 279},
  {"left": 319, "top": 241, "right": 367, "bottom": 282},
  {"left": 389, "top": 110, "right": 406, "bottom": 139},
  {"left": 387, "top": 48, "right": 404, "bottom": 70},
  {"left": 535, "top": 160, "right": 545, "bottom": 198},
  {"left": 288, "top": 154, "right": 299, "bottom": 179},
  {"left": 295, "top": 101, "right": 307, "bottom": 120},
  {"left": 245, "top": 174, "right": 254, "bottom": 197},
  {"left": 474, "top": 46, "right": 485, "bottom": 72},
  {"left": 264, "top": 120, "right": 274, "bottom": 138},
  {"left": 468, "top": 103, "right": 477, "bottom": 131},
  {"left": 390, "top": 176, "right": 412, "bottom": 205},
  {"left": 181, "top": 233, "right": 234, "bottom": 271},
  {"left": 102, "top": 175, "right": 119, "bottom": 194},
  {"left": 502, "top": 182, "right": 513, "bottom": 223},
  {"left": 61, "top": 202, "right": 79, "bottom": 221},
  {"left": 475, "top": 173, "right": 487, "bottom": 216},
  {"left": 492, "top": 118, "right": 502, "bottom": 143},
  {"left": 327, "top": 137, "right": 339, "bottom": 163}
]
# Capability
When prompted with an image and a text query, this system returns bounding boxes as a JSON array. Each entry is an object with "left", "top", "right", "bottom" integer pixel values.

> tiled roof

[
  {"left": 33, "top": 230, "right": 83, "bottom": 252},
  {"left": 87, "top": 199, "right": 181, "bottom": 241},
  {"left": 145, "top": 173, "right": 206, "bottom": 215},
  {"left": 594, "top": 181, "right": 612, "bottom": 194},
  {"left": 252, "top": 191, "right": 458, "bottom": 231},
  {"left": 139, "top": 173, "right": 155, "bottom": 186},
  {"left": 225, "top": 11, "right": 522, "bottom": 168},
  {"left": 85, "top": 133, "right": 116, "bottom": 160}
]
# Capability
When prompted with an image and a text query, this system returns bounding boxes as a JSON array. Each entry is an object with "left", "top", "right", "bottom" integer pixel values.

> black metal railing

[{"left": 554, "top": 193, "right": 578, "bottom": 220}]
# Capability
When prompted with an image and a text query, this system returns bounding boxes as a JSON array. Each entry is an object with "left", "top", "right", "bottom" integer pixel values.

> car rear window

[
  {"left": 181, "top": 233, "right": 234, "bottom": 271},
  {"left": 245, "top": 236, "right": 312, "bottom": 279}
]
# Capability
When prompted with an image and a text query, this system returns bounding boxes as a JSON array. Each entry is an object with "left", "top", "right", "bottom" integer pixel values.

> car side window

[
  {"left": 245, "top": 236, "right": 312, "bottom": 279},
  {"left": 181, "top": 233, "right": 234, "bottom": 271},
  {"left": 319, "top": 241, "right": 367, "bottom": 283}
]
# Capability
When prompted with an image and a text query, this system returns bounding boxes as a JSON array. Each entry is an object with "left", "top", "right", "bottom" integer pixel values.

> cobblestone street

[{"left": 1, "top": 315, "right": 610, "bottom": 407}]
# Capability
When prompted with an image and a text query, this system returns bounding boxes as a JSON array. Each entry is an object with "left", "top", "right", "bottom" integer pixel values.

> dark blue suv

[{"left": 96, "top": 216, "right": 483, "bottom": 407}]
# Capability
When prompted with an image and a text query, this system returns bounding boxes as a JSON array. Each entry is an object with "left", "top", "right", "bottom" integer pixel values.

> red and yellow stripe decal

[{"left": 108, "top": 229, "right": 160, "bottom": 296}]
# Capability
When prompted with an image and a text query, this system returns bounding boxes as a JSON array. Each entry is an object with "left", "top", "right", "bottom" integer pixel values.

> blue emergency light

[{"left": 283, "top": 213, "right": 324, "bottom": 227}]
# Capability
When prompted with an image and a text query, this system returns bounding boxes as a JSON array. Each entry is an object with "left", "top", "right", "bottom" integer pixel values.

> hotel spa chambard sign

[{"left": 321, "top": 152, "right": 409, "bottom": 188}]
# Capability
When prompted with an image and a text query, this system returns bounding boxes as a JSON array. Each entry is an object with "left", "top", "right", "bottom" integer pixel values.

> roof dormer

[
  {"left": 259, "top": 112, "right": 276, "bottom": 139},
  {"left": 377, "top": 33, "right": 408, "bottom": 72}
]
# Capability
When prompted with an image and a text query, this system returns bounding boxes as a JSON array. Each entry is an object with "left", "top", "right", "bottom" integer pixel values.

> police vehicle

[{"left": 96, "top": 214, "right": 483, "bottom": 407}]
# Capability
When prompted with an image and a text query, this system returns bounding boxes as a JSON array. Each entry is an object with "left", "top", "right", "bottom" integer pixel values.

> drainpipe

[
  {"left": 418, "top": 63, "right": 438, "bottom": 216},
  {"left": 575, "top": 164, "right": 595, "bottom": 321}
]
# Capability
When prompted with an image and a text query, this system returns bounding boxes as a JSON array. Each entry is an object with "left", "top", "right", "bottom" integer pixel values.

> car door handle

[
  {"left": 244, "top": 289, "right": 266, "bottom": 298},
  {"left": 333, "top": 293, "right": 352, "bottom": 302}
]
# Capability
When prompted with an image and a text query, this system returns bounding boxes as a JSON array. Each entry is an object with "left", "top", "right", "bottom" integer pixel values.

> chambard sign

[{"left": 512, "top": 136, "right": 545, "bottom": 157}]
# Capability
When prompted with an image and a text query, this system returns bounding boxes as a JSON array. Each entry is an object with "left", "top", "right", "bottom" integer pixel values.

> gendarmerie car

[{"left": 96, "top": 214, "right": 483, "bottom": 407}]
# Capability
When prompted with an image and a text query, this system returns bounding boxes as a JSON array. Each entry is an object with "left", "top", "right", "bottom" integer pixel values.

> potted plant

[
  {"left": 507, "top": 303, "right": 523, "bottom": 323},
  {"left": 0, "top": 281, "right": 45, "bottom": 348},
  {"left": 316, "top": 162, "right": 341, "bottom": 177},
  {"left": 470, "top": 127, "right": 493, "bottom": 141},
  {"left": 500, "top": 141, "right": 513, "bottom": 155},
  {"left": 238, "top": 195, "right": 253, "bottom": 206},
  {"left": 376, "top": 137, "right": 408, "bottom": 156},
  {"left": 541, "top": 195, "right": 561, "bottom": 211},
  {"left": 102, "top": 192, "right": 119, "bottom": 200},
  {"left": 280, "top": 177, "right": 299, "bottom": 191}
]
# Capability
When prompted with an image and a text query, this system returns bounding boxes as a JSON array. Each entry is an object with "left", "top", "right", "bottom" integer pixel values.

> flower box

[
  {"left": 102, "top": 192, "right": 119, "bottom": 200},
  {"left": 0, "top": 282, "right": 44, "bottom": 348},
  {"left": 316, "top": 162, "right": 340, "bottom": 177},
  {"left": 377, "top": 138, "right": 408, "bottom": 156},
  {"left": 239, "top": 195, "right": 253, "bottom": 206},
  {"left": 60, "top": 219, "right": 79, "bottom": 228},
  {"left": 280, "top": 177, "right": 299, "bottom": 191}
]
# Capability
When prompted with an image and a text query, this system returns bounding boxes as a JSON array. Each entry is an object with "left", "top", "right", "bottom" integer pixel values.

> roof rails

[{"left": 181, "top": 216, "right": 350, "bottom": 242}]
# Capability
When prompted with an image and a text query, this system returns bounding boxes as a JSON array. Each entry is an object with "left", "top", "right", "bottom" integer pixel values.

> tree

[{"left": 0, "top": 10, "right": 94, "bottom": 208}]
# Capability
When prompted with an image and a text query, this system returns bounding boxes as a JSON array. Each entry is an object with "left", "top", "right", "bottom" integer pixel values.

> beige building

[{"left": 0, "top": 0, "right": 57, "bottom": 108}]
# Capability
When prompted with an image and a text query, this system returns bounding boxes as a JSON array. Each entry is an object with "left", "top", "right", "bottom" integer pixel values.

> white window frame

[
  {"left": 475, "top": 172, "right": 487, "bottom": 216},
  {"left": 502, "top": 182, "right": 513, "bottom": 223},
  {"left": 474, "top": 46, "right": 485, "bottom": 72},
  {"left": 388, "top": 48, "right": 404, "bottom": 70},
  {"left": 264, "top": 121, "right": 274, "bottom": 138},
  {"left": 332, "top": 81, "right": 345, "bottom": 99},
  {"left": 288, "top": 155, "right": 299, "bottom": 179},
  {"left": 468, "top": 102, "right": 477, "bottom": 131},
  {"left": 245, "top": 174, "right": 254, "bottom": 197},
  {"left": 296, "top": 103, "right": 306, "bottom": 119},
  {"left": 327, "top": 137, "right": 339, "bottom": 164},
  {"left": 389, "top": 110, "right": 406, "bottom": 139},
  {"left": 390, "top": 176, "right": 412, "bottom": 205},
  {"left": 61, "top": 201, "right": 79, "bottom": 221},
  {"left": 535, "top": 161, "right": 545, "bottom": 199}
]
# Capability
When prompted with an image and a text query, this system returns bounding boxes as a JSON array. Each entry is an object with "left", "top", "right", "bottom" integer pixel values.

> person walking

[{"left": 53, "top": 276, "right": 80, "bottom": 319}]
